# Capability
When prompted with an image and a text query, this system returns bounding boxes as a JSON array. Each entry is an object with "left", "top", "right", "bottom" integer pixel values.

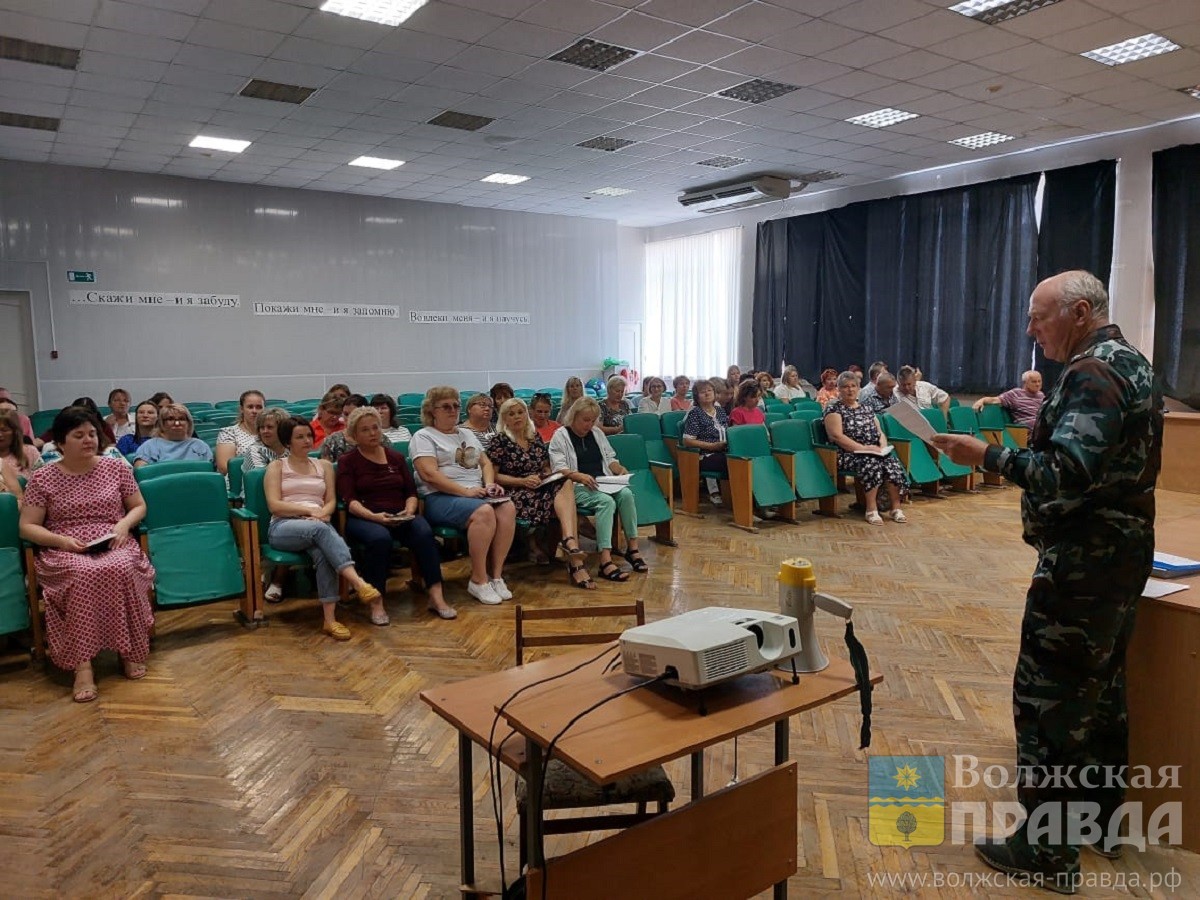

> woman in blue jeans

[
  {"left": 337, "top": 408, "right": 456, "bottom": 620},
  {"left": 264, "top": 417, "right": 382, "bottom": 640}
]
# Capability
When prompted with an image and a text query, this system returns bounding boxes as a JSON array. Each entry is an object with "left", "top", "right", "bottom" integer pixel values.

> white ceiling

[{"left": 1, "top": 0, "right": 1199, "bottom": 226}]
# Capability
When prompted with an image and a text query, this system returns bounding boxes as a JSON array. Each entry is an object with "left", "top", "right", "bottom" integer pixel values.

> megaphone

[{"left": 776, "top": 557, "right": 854, "bottom": 673}]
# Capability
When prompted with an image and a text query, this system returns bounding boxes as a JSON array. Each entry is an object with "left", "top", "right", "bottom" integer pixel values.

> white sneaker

[
  {"left": 489, "top": 578, "right": 513, "bottom": 601},
  {"left": 467, "top": 580, "right": 502, "bottom": 605}
]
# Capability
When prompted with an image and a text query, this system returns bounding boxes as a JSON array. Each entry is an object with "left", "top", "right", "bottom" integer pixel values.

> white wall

[
  {"left": 0, "top": 160, "right": 620, "bottom": 408},
  {"left": 643, "top": 114, "right": 1200, "bottom": 368}
]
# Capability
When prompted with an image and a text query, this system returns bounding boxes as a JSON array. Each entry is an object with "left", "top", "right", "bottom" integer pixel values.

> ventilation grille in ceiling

[
  {"left": 797, "top": 169, "right": 842, "bottom": 182},
  {"left": 696, "top": 156, "right": 747, "bottom": 169},
  {"left": 0, "top": 35, "right": 79, "bottom": 70},
  {"left": 0, "top": 110, "right": 60, "bottom": 131},
  {"left": 550, "top": 38, "right": 638, "bottom": 72},
  {"left": 238, "top": 79, "right": 317, "bottom": 104},
  {"left": 428, "top": 110, "right": 495, "bottom": 131},
  {"left": 576, "top": 136, "right": 636, "bottom": 152},
  {"left": 718, "top": 79, "right": 799, "bottom": 104}
]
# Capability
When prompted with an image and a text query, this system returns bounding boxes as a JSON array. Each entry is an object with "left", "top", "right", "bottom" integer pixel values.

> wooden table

[
  {"left": 421, "top": 644, "right": 877, "bottom": 898},
  {"left": 1160, "top": 412, "right": 1200, "bottom": 494},
  {"left": 1127, "top": 519, "right": 1200, "bottom": 852}
]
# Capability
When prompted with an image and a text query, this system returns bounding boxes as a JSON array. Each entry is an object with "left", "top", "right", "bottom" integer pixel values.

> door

[{"left": 0, "top": 291, "right": 37, "bottom": 410}]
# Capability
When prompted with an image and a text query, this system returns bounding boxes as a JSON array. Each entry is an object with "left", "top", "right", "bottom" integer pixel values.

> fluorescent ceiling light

[
  {"left": 349, "top": 155, "right": 404, "bottom": 170},
  {"left": 949, "top": 131, "right": 1015, "bottom": 149},
  {"left": 949, "top": 0, "right": 1062, "bottom": 24},
  {"left": 365, "top": 216, "right": 404, "bottom": 224},
  {"left": 591, "top": 187, "right": 634, "bottom": 197},
  {"left": 948, "top": 0, "right": 1012, "bottom": 13},
  {"left": 254, "top": 207, "right": 298, "bottom": 217},
  {"left": 1081, "top": 33, "right": 1180, "bottom": 66},
  {"left": 92, "top": 226, "right": 135, "bottom": 237},
  {"left": 845, "top": 107, "right": 919, "bottom": 128},
  {"left": 189, "top": 135, "right": 250, "bottom": 153},
  {"left": 319, "top": 0, "right": 428, "bottom": 27},
  {"left": 481, "top": 173, "right": 529, "bottom": 185},
  {"left": 131, "top": 196, "right": 182, "bottom": 208}
]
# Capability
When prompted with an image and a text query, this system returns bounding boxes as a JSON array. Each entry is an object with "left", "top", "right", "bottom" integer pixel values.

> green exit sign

[{"left": 67, "top": 270, "right": 95, "bottom": 283}]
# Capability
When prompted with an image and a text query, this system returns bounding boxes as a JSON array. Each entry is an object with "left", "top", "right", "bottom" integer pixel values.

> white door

[
  {"left": 0, "top": 291, "right": 37, "bottom": 410},
  {"left": 618, "top": 323, "right": 642, "bottom": 385}
]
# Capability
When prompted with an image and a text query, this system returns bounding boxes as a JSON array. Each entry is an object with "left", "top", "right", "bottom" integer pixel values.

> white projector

[{"left": 620, "top": 607, "right": 801, "bottom": 689}]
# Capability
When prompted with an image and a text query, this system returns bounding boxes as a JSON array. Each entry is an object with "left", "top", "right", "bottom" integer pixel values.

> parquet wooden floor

[{"left": 3, "top": 486, "right": 1199, "bottom": 899}]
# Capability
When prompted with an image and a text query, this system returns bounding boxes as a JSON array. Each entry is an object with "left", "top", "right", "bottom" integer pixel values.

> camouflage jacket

[{"left": 983, "top": 324, "right": 1161, "bottom": 549}]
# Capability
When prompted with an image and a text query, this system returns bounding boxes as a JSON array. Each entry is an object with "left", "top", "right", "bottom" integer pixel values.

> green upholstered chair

[
  {"left": 241, "top": 467, "right": 314, "bottom": 615},
  {"left": 920, "top": 408, "right": 976, "bottom": 490},
  {"left": 977, "top": 403, "right": 1027, "bottom": 448},
  {"left": 725, "top": 425, "right": 797, "bottom": 530},
  {"left": 0, "top": 493, "right": 32, "bottom": 645},
  {"left": 672, "top": 413, "right": 730, "bottom": 517},
  {"left": 878, "top": 413, "right": 943, "bottom": 495},
  {"left": 949, "top": 407, "right": 1005, "bottom": 486},
  {"left": 139, "top": 472, "right": 257, "bottom": 624},
  {"left": 134, "top": 459, "right": 214, "bottom": 483},
  {"left": 622, "top": 413, "right": 677, "bottom": 475},
  {"left": 769, "top": 419, "right": 838, "bottom": 516},
  {"left": 607, "top": 434, "right": 675, "bottom": 546},
  {"left": 226, "top": 456, "right": 245, "bottom": 503}
]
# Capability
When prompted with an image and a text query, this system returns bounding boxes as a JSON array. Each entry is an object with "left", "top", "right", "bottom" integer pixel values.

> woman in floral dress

[
  {"left": 823, "top": 371, "right": 909, "bottom": 525},
  {"left": 20, "top": 407, "right": 156, "bottom": 702}
]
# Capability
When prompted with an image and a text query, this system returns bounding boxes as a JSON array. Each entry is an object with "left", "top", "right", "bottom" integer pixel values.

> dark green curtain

[
  {"left": 1152, "top": 144, "right": 1200, "bottom": 408},
  {"left": 1035, "top": 160, "right": 1117, "bottom": 388}
]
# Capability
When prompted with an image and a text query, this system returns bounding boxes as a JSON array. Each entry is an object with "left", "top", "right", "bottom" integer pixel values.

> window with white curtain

[{"left": 643, "top": 226, "right": 741, "bottom": 378}]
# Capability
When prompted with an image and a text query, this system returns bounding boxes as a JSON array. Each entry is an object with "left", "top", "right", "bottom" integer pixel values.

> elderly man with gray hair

[{"left": 973, "top": 370, "right": 1044, "bottom": 428}]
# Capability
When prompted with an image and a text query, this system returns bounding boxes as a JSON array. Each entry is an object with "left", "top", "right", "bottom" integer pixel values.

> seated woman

[
  {"left": 149, "top": 392, "right": 174, "bottom": 417},
  {"left": 410, "top": 386, "right": 516, "bottom": 606},
  {"left": 558, "top": 376, "right": 585, "bottom": 424},
  {"left": 815, "top": 368, "right": 840, "bottom": 406},
  {"left": 132, "top": 404, "right": 213, "bottom": 467},
  {"left": 116, "top": 401, "right": 161, "bottom": 456},
  {"left": 309, "top": 393, "right": 345, "bottom": 449},
  {"left": 241, "top": 407, "right": 289, "bottom": 602},
  {"left": 369, "top": 394, "right": 412, "bottom": 445},
  {"left": 823, "top": 371, "right": 909, "bottom": 525},
  {"left": 725, "top": 365, "right": 742, "bottom": 391},
  {"left": 490, "top": 398, "right": 592, "bottom": 588},
  {"left": 530, "top": 393, "right": 560, "bottom": 443},
  {"left": 463, "top": 393, "right": 497, "bottom": 449},
  {"left": 215, "top": 389, "right": 265, "bottom": 475},
  {"left": 488, "top": 383, "right": 514, "bottom": 423},
  {"left": 338, "top": 408, "right": 455, "bottom": 620},
  {"left": 712, "top": 377, "right": 735, "bottom": 416},
  {"left": 728, "top": 380, "right": 766, "bottom": 426},
  {"left": 1, "top": 407, "right": 41, "bottom": 478},
  {"left": 599, "top": 375, "right": 631, "bottom": 436},
  {"left": 104, "top": 388, "right": 135, "bottom": 441},
  {"left": 669, "top": 375, "right": 693, "bottom": 411},
  {"left": 637, "top": 377, "right": 669, "bottom": 415},
  {"left": 320, "top": 393, "right": 367, "bottom": 461},
  {"left": 756, "top": 371, "right": 776, "bottom": 399},
  {"left": 548, "top": 397, "right": 646, "bottom": 582},
  {"left": 19, "top": 407, "right": 156, "bottom": 702},
  {"left": 775, "top": 365, "right": 813, "bottom": 401},
  {"left": 683, "top": 380, "right": 730, "bottom": 506},
  {"left": 264, "top": 417, "right": 382, "bottom": 639}
]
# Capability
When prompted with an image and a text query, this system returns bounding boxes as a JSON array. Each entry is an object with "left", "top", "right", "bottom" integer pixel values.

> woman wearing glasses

[
  {"left": 410, "top": 386, "right": 516, "bottom": 606},
  {"left": 131, "top": 404, "right": 213, "bottom": 467}
]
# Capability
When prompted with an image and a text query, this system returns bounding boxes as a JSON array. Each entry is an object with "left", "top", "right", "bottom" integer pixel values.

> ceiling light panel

[
  {"left": 949, "top": 0, "right": 1062, "bottom": 25},
  {"left": 797, "top": 170, "right": 842, "bottom": 183},
  {"left": 482, "top": 173, "right": 529, "bottom": 185},
  {"left": 576, "top": 136, "right": 636, "bottom": 152},
  {"left": 238, "top": 79, "right": 317, "bottom": 105},
  {"left": 0, "top": 110, "right": 60, "bottom": 131},
  {"left": 949, "top": 131, "right": 1015, "bottom": 149},
  {"left": 254, "top": 207, "right": 299, "bottom": 216},
  {"left": 1081, "top": 33, "right": 1180, "bottom": 66},
  {"left": 189, "top": 135, "right": 251, "bottom": 153},
  {"left": 428, "top": 110, "right": 495, "bottom": 131},
  {"left": 0, "top": 35, "right": 80, "bottom": 70},
  {"left": 696, "top": 156, "right": 747, "bottom": 168},
  {"left": 846, "top": 107, "right": 919, "bottom": 128},
  {"left": 319, "top": 0, "right": 429, "bottom": 27},
  {"left": 549, "top": 38, "right": 638, "bottom": 72},
  {"left": 350, "top": 155, "right": 404, "bottom": 170},
  {"left": 131, "top": 196, "right": 183, "bottom": 208},
  {"left": 590, "top": 187, "right": 634, "bottom": 196},
  {"left": 718, "top": 79, "right": 800, "bottom": 104}
]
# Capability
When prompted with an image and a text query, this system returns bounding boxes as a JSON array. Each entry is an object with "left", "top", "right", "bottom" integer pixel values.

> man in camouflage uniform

[{"left": 933, "top": 270, "right": 1161, "bottom": 893}]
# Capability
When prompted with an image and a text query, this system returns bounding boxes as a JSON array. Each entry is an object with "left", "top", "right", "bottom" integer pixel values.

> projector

[{"left": 620, "top": 607, "right": 801, "bottom": 689}]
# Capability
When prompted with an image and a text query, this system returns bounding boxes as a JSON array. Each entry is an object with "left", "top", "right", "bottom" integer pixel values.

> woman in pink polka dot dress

[{"left": 19, "top": 407, "right": 156, "bottom": 702}]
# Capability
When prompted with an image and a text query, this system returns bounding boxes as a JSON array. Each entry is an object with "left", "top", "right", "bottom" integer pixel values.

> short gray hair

[
  {"left": 606, "top": 375, "right": 626, "bottom": 392},
  {"left": 563, "top": 396, "right": 600, "bottom": 426},
  {"left": 1059, "top": 270, "right": 1109, "bottom": 318},
  {"left": 836, "top": 371, "right": 859, "bottom": 388},
  {"left": 875, "top": 372, "right": 897, "bottom": 387}
]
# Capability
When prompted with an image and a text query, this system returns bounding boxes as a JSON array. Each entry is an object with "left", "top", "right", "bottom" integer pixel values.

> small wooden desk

[
  {"left": 1160, "top": 413, "right": 1200, "bottom": 494},
  {"left": 1128, "top": 522, "right": 1200, "bottom": 852},
  {"left": 421, "top": 645, "right": 877, "bottom": 897}
]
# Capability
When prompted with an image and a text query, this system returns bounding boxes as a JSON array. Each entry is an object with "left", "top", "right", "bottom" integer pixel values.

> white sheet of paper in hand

[
  {"left": 595, "top": 474, "right": 631, "bottom": 494},
  {"left": 1142, "top": 577, "right": 1191, "bottom": 599},
  {"left": 886, "top": 401, "right": 941, "bottom": 449}
]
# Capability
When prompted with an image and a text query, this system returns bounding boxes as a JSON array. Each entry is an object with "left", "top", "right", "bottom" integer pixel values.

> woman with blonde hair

[
  {"left": 775, "top": 365, "right": 815, "bottom": 401},
  {"left": 215, "top": 389, "right": 265, "bottom": 475},
  {"left": 599, "top": 375, "right": 631, "bottom": 436},
  {"left": 463, "top": 393, "right": 497, "bottom": 449},
  {"left": 637, "top": 377, "right": 669, "bottom": 415},
  {"left": 548, "top": 397, "right": 646, "bottom": 581},
  {"left": 557, "top": 376, "right": 585, "bottom": 424},
  {"left": 411, "top": 386, "right": 516, "bottom": 606},
  {"left": 490, "top": 398, "right": 591, "bottom": 587}
]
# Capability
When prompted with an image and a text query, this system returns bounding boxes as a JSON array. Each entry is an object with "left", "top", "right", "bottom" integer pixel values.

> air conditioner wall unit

[{"left": 679, "top": 175, "right": 794, "bottom": 214}]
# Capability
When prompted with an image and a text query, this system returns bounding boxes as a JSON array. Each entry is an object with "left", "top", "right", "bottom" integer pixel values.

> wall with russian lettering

[{"left": 0, "top": 160, "right": 622, "bottom": 407}]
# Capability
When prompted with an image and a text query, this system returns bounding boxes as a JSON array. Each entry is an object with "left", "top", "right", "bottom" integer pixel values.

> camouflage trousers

[{"left": 1013, "top": 528, "right": 1153, "bottom": 858}]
